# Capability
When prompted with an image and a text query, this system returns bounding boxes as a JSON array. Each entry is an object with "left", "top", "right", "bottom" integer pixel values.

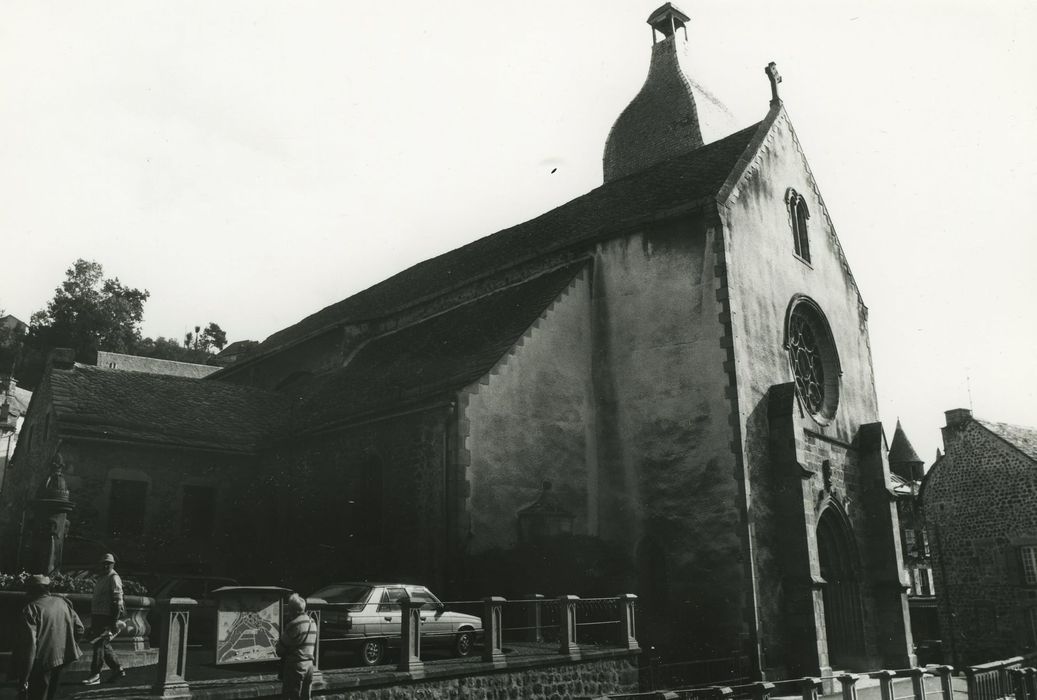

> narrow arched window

[{"left": 786, "top": 188, "right": 811, "bottom": 263}]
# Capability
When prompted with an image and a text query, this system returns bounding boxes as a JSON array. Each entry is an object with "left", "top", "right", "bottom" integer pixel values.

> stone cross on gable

[{"left": 766, "top": 61, "right": 782, "bottom": 105}]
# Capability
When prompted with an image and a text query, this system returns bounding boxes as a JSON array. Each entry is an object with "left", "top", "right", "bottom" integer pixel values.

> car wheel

[
  {"left": 454, "top": 630, "right": 475, "bottom": 658},
  {"left": 358, "top": 639, "right": 385, "bottom": 666}
]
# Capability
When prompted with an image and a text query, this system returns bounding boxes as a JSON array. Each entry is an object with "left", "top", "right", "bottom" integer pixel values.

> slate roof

[
  {"left": 978, "top": 419, "right": 1037, "bottom": 463},
  {"left": 3, "top": 384, "right": 32, "bottom": 417},
  {"left": 298, "top": 264, "right": 585, "bottom": 431},
  {"left": 246, "top": 121, "right": 762, "bottom": 364},
  {"left": 50, "top": 365, "right": 280, "bottom": 452},
  {"left": 96, "top": 351, "right": 219, "bottom": 379},
  {"left": 888, "top": 419, "right": 923, "bottom": 467}
]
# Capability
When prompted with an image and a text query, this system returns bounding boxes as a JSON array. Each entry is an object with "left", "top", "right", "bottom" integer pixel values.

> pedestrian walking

[
  {"left": 81, "top": 553, "right": 125, "bottom": 685},
  {"left": 275, "top": 593, "right": 317, "bottom": 700},
  {"left": 14, "top": 574, "right": 84, "bottom": 700}
]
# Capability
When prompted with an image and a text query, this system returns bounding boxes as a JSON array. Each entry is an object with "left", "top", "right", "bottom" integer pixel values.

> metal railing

[
  {"left": 596, "top": 654, "right": 1037, "bottom": 700},
  {"left": 150, "top": 592, "right": 641, "bottom": 694}
]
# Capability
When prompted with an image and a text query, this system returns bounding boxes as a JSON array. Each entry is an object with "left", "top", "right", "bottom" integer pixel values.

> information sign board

[{"left": 213, "top": 586, "right": 290, "bottom": 665}]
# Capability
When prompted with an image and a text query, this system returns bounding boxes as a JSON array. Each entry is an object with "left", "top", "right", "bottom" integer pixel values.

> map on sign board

[{"left": 215, "top": 590, "right": 282, "bottom": 665}]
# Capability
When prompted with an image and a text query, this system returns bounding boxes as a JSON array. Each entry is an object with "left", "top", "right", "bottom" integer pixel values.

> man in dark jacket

[{"left": 15, "top": 575, "right": 84, "bottom": 700}]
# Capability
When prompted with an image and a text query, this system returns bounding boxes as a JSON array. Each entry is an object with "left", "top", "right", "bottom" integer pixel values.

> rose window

[{"left": 786, "top": 300, "right": 840, "bottom": 423}]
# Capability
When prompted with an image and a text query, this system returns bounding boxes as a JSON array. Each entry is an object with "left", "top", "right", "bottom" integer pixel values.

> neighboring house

[
  {"left": 96, "top": 350, "right": 219, "bottom": 378},
  {"left": 922, "top": 409, "right": 1037, "bottom": 667},
  {"left": 0, "top": 315, "right": 27, "bottom": 339},
  {"left": 0, "top": 315, "right": 30, "bottom": 495},
  {"left": 0, "top": 350, "right": 280, "bottom": 575},
  {"left": 207, "top": 340, "right": 258, "bottom": 368},
  {"left": 888, "top": 421, "right": 940, "bottom": 657},
  {"left": 0, "top": 4, "right": 916, "bottom": 679},
  {"left": 0, "top": 377, "right": 32, "bottom": 494}
]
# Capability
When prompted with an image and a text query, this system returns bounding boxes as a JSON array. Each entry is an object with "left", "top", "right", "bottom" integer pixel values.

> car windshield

[
  {"left": 311, "top": 584, "right": 373, "bottom": 604},
  {"left": 407, "top": 587, "right": 442, "bottom": 610}
]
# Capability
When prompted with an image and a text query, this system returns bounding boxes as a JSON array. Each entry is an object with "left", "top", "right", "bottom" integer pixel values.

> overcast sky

[{"left": 2, "top": 0, "right": 1035, "bottom": 463}]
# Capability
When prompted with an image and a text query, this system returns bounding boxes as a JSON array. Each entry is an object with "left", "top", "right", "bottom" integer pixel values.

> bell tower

[{"left": 602, "top": 3, "right": 737, "bottom": 183}]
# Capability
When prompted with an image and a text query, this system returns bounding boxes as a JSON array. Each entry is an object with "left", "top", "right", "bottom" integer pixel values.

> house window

[
  {"left": 182, "top": 486, "right": 215, "bottom": 539},
  {"left": 109, "top": 479, "right": 148, "bottom": 537},
  {"left": 786, "top": 188, "right": 811, "bottom": 262},
  {"left": 904, "top": 528, "right": 917, "bottom": 557},
  {"left": 1021, "top": 546, "right": 1037, "bottom": 585}
]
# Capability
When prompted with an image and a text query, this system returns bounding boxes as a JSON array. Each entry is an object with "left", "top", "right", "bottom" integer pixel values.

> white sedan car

[{"left": 310, "top": 582, "right": 482, "bottom": 666}]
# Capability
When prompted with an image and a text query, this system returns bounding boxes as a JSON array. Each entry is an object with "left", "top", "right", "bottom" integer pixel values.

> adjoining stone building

[
  {"left": 0, "top": 4, "right": 916, "bottom": 680},
  {"left": 889, "top": 421, "right": 940, "bottom": 659},
  {"left": 922, "top": 409, "right": 1037, "bottom": 667}
]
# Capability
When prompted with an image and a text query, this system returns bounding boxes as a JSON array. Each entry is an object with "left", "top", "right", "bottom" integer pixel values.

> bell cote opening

[{"left": 648, "top": 3, "right": 690, "bottom": 43}]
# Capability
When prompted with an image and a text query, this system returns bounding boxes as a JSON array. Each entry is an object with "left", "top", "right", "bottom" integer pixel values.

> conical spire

[
  {"left": 602, "top": 3, "right": 736, "bottom": 183},
  {"left": 889, "top": 419, "right": 924, "bottom": 481}
]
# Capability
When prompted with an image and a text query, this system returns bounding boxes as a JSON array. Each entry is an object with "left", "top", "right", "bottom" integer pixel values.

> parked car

[
  {"left": 309, "top": 582, "right": 482, "bottom": 666},
  {"left": 147, "top": 575, "right": 239, "bottom": 645}
]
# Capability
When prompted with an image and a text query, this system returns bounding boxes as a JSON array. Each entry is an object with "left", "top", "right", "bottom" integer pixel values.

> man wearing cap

[
  {"left": 81, "top": 553, "right": 125, "bottom": 685},
  {"left": 15, "top": 574, "right": 84, "bottom": 700}
]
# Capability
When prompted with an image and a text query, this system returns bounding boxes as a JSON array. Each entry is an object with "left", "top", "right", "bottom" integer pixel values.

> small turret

[{"left": 889, "top": 419, "right": 925, "bottom": 482}]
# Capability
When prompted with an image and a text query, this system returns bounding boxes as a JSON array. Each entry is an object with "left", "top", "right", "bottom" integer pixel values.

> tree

[
  {"left": 19, "top": 260, "right": 150, "bottom": 387},
  {"left": 183, "top": 322, "right": 227, "bottom": 353},
  {"left": 134, "top": 336, "right": 210, "bottom": 364}
]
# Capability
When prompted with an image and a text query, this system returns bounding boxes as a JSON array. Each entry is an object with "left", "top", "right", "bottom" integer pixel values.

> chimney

[
  {"left": 48, "top": 348, "right": 76, "bottom": 371},
  {"left": 602, "top": 3, "right": 736, "bottom": 183},
  {"left": 944, "top": 408, "right": 973, "bottom": 427}
]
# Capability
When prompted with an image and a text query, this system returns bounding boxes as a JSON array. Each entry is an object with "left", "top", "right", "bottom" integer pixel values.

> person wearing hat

[
  {"left": 81, "top": 553, "right": 125, "bottom": 685},
  {"left": 14, "top": 574, "right": 84, "bottom": 700}
]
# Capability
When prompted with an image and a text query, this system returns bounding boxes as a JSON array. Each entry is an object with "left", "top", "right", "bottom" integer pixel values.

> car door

[
  {"left": 408, "top": 587, "right": 449, "bottom": 644},
  {"left": 376, "top": 586, "right": 407, "bottom": 641}
]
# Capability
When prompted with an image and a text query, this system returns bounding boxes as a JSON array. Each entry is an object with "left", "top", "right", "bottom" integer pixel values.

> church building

[{"left": 1, "top": 4, "right": 914, "bottom": 679}]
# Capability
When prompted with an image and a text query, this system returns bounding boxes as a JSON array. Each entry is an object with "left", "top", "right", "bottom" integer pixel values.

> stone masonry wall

[
  {"left": 318, "top": 657, "right": 639, "bottom": 700},
  {"left": 924, "top": 418, "right": 1037, "bottom": 666},
  {"left": 187, "top": 656, "right": 640, "bottom": 700}
]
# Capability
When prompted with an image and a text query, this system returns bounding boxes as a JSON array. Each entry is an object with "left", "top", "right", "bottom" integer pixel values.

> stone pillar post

[
  {"left": 397, "top": 592, "right": 424, "bottom": 674},
  {"left": 29, "top": 456, "right": 73, "bottom": 575},
  {"left": 1025, "top": 668, "right": 1037, "bottom": 700},
  {"left": 616, "top": 594, "right": 639, "bottom": 651},
  {"left": 523, "top": 593, "right": 544, "bottom": 643},
  {"left": 837, "top": 673, "right": 859, "bottom": 700},
  {"left": 482, "top": 596, "right": 506, "bottom": 664},
  {"left": 558, "top": 595, "right": 580, "bottom": 656},
  {"left": 870, "top": 670, "right": 896, "bottom": 700},
  {"left": 305, "top": 597, "right": 325, "bottom": 687},
  {"left": 798, "top": 677, "right": 822, "bottom": 700},
  {"left": 152, "top": 597, "right": 196, "bottom": 698},
  {"left": 933, "top": 665, "right": 954, "bottom": 700},
  {"left": 750, "top": 681, "right": 775, "bottom": 700},
  {"left": 1010, "top": 669, "right": 1028, "bottom": 700},
  {"left": 907, "top": 667, "right": 927, "bottom": 700}
]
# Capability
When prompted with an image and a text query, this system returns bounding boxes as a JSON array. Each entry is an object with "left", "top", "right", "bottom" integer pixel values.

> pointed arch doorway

[{"left": 817, "top": 507, "right": 866, "bottom": 669}]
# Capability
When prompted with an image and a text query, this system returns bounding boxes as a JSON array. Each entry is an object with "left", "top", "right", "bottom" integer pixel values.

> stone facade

[{"left": 922, "top": 409, "right": 1037, "bottom": 667}]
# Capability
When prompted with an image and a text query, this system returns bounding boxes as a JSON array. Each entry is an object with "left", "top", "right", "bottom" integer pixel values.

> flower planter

[{"left": 0, "top": 590, "right": 155, "bottom": 653}]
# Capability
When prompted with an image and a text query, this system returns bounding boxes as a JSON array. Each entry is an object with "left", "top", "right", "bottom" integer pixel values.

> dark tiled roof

[
  {"left": 252, "top": 122, "right": 762, "bottom": 360},
  {"left": 978, "top": 419, "right": 1037, "bottom": 463},
  {"left": 298, "top": 264, "right": 585, "bottom": 431},
  {"left": 51, "top": 365, "right": 280, "bottom": 452},
  {"left": 96, "top": 351, "right": 220, "bottom": 379},
  {"left": 888, "top": 419, "right": 923, "bottom": 467}
]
